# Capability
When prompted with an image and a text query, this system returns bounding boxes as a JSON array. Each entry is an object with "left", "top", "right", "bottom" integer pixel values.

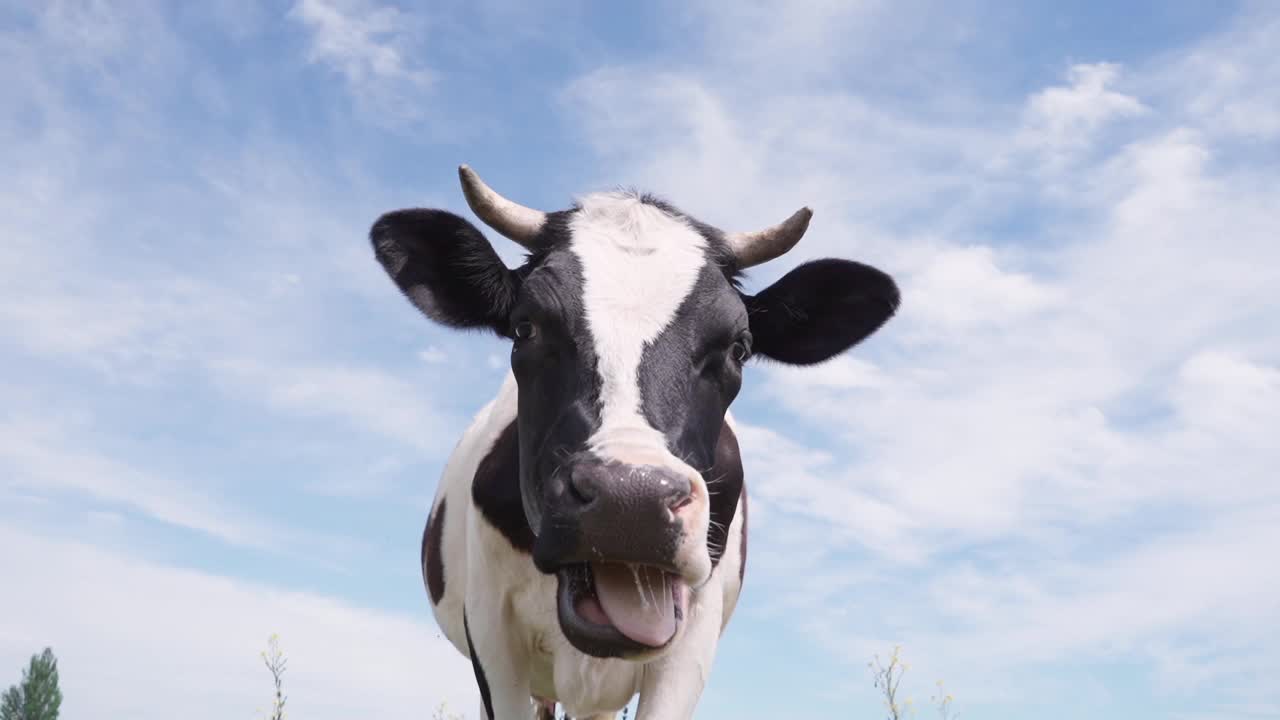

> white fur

[
  {"left": 568, "top": 192, "right": 714, "bottom": 584},
  {"left": 426, "top": 373, "right": 746, "bottom": 719},
  {"left": 569, "top": 192, "right": 707, "bottom": 456}
]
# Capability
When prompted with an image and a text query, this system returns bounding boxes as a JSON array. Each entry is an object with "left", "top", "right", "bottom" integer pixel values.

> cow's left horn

[
  {"left": 726, "top": 207, "right": 813, "bottom": 268},
  {"left": 458, "top": 164, "right": 548, "bottom": 248}
]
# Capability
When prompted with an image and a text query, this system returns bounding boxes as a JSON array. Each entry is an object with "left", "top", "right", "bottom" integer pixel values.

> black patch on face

[
  {"left": 637, "top": 262, "right": 749, "bottom": 566},
  {"left": 471, "top": 421, "right": 534, "bottom": 554},
  {"left": 422, "top": 498, "right": 447, "bottom": 604},
  {"left": 508, "top": 249, "right": 603, "bottom": 544},
  {"left": 463, "top": 611, "right": 494, "bottom": 720}
]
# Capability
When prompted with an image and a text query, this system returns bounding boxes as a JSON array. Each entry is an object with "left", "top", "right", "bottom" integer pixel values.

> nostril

[
  {"left": 665, "top": 474, "right": 695, "bottom": 514},
  {"left": 567, "top": 467, "right": 597, "bottom": 506},
  {"left": 568, "top": 480, "right": 593, "bottom": 506},
  {"left": 669, "top": 493, "right": 694, "bottom": 513}
]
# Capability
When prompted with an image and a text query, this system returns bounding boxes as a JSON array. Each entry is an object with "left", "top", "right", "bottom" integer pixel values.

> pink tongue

[{"left": 592, "top": 562, "right": 682, "bottom": 647}]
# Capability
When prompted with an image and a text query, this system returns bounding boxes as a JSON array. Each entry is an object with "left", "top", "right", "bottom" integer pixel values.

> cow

[{"left": 368, "top": 166, "right": 899, "bottom": 719}]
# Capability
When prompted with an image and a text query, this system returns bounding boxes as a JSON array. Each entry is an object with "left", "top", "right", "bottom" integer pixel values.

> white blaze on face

[{"left": 568, "top": 192, "right": 708, "bottom": 465}]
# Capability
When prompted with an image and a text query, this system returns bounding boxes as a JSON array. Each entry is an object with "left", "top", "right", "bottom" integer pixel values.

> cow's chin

[{"left": 555, "top": 562, "right": 690, "bottom": 661}]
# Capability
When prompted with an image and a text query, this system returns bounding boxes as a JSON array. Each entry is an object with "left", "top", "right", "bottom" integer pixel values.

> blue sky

[{"left": 2, "top": 1, "right": 1278, "bottom": 718}]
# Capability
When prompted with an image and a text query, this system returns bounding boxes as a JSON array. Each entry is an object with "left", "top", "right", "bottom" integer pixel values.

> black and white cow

[{"left": 369, "top": 166, "right": 899, "bottom": 719}]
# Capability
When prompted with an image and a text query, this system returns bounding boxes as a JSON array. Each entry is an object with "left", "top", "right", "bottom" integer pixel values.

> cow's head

[{"left": 371, "top": 166, "right": 898, "bottom": 659}]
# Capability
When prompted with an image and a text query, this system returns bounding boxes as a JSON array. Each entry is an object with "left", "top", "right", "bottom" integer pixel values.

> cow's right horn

[
  {"left": 725, "top": 207, "right": 813, "bottom": 268},
  {"left": 458, "top": 164, "right": 548, "bottom": 249}
]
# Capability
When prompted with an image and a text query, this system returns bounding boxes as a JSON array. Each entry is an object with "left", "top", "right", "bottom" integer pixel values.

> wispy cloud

[
  {"left": 0, "top": 527, "right": 476, "bottom": 719},
  {"left": 0, "top": 0, "right": 479, "bottom": 578},
  {"left": 211, "top": 358, "right": 458, "bottom": 455},
  {"left": 289, "top": 0, "right": 435, "bottom": 127},
  {"left": 982, "top": 61, "right": 1156, "bottom": 204},
  {"left": 3, "top": 2, "right": 1277, "bottom": 719},
  {"left": 1147, "top": 4, "right": 1280, "bottom": 142},
  {"left": 1016, "top": 62, "right": 1149, "bottom": 169},
  {"left": 561, "top": 2, "right": 1280, "bottom": 714},
  {"left": 0, "top": 415, "right": 283, "bottom": 550}
]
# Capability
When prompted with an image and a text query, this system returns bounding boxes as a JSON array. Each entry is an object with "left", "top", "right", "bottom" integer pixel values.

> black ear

[
  {"left": 743, "top": 258, "right": 899, "bottom": 365},
  {"left": 369, "top": 209, "right": 520, "bottom": 337}
]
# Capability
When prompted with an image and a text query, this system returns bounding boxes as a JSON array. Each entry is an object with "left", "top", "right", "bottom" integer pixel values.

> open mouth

[{"left": 556, "top": 562, "right": 688, "bottom": 658}]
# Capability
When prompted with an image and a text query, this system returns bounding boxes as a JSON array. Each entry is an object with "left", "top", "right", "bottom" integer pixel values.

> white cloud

[
  {"left": 419, "top": 346, "right": 449, "bottom": 364},
  {"left": 1151, "top": 5, "right": 1280, "bottom": 141},
  {"left": 561, "top": 66, "right": 996, "bottom": 268},
  {"left": 31, "top": 1, "right": 181, "bottom": 74},
  {"left": 559, "top": 3, "right": 1280, "bottom": 712},
  {"left": 0, "top": 208, "right": 458, "bottom": 457},
  {"left": 289, "top": 0, "right": 435, "bottom": 126},
  {"left": 0, "top": 0, "right": 477, "bottom": 587},
  {"left": 684, "top": 0, "right": 891, "bottom": 73},
  {"left": 903, "top": 245, "right": 1061, "bottom": 332},
  {"left": 1017, "top": 63, "right": 1148, "bottom": 167},
  {"left": 1170, "top": 350, "right": 1280, "bottom": 451},
  {"left": 788, "top": 506, "right": 1280, "bottom": 709},
  {"left": 733, "top": 421, "right": 922, "bottom": 562},
  {"left": 211, "top": 358, "right": 458, "bottom": 455},
  {"left": 0, "top": 527, "right": 477, "bottom": 720},
  {"left": 1, "top": 3, "right": 465, "bottom": 456},
  {"left": 3, "top": 2, "right": 1277, "bottom": 717},
  {"left": 0, "top": 415, "right": 283, "bottom": 550}
]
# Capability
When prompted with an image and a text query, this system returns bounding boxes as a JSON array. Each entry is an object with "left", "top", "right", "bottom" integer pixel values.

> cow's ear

[
  {"left": 370, "top": 209, "right": 520, "bottom": 337},
  {"left": 743, "top": 258, "right": 899, "bottom": 365}
]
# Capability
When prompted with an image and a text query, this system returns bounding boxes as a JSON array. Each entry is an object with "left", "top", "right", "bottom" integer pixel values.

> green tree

[{"left": 1, "top": 648, "right": 62, "bottom": 720}]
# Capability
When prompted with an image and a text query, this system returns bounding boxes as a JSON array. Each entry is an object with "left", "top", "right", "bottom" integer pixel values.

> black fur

[
  {"left": 709, "top": 424, "right": 745, "bottom": 567},
  {"left": 507, "top": 248, "right": 603, "bottom": 553},
  {"left": 370, "top": 209, "right": 522, "bottom": 337},
  {"left": 744, "top": 258, "right": 900, "bottom": 365},
  {"left": 738, "top": 484, "right": 748, "bottom": 584},
  {"left": 471, "top": 421, "right": 534, "bottom": 553},
  {"left": 463, "top": 611, "right": 494, "bottom": 720},
  {"left": 421, "top": 498, "right": 447, "bottom": 604},
  {"left": 637, "top": 261, "right": 749, "bottom": 566}
]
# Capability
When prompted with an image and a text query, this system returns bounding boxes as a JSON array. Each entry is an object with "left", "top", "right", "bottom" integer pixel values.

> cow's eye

[
  {"left": 730, "top": 338, "right": 752, "bottom": 364},
  {"left": 514, "top": 321, "right": 537, "bottom": 340}
]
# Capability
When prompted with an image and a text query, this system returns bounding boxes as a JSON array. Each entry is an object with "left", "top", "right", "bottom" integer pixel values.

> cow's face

[{"left": 371, "top": 167, "right": 899, "bottom": 660}]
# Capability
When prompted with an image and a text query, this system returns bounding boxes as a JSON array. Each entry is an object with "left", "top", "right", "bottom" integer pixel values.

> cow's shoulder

[
  {"left": 708, "top": 418, "right": 745, "bottom": 568},
  {"left": 440, "top": 372, "right": 533, "bottom": 555},
  {"left": 471, "top": 419, "right": 535, "bottom": 554},
  {"left": 422, "top": 496, "right": 448, "bottom": 604}
]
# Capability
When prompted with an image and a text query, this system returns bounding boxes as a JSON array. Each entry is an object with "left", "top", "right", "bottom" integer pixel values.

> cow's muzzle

[
  {"left": 532, "top": 459, "right": 693, "bottom": 574},
  {"left": 531, "top": 459, "right": 702, "bottom": 658}
]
